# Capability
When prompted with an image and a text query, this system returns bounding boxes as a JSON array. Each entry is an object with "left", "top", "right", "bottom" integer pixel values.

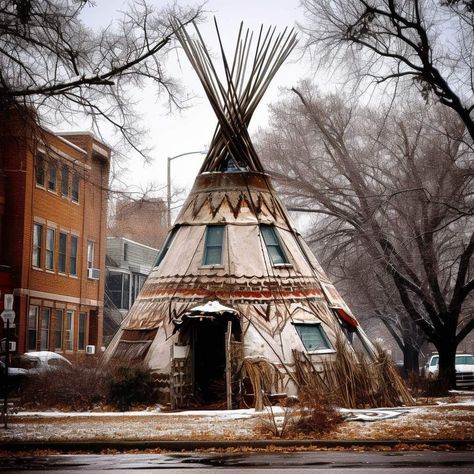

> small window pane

[
  {"left": 70, "top": 236, "right": 78, "bottom": 275},
  {"left": 48, "top": 162, "right": 57, "bottom": 191},
  {"left": 78, "top": 312, "right": 87, "bottom": 350},
  {"left": 55, "top": 309, "right": 64, "bottom": 350},
  {"left": 59, "top": 233, "right": 67, "bottom": 273},
  {"left": 61, "top": 164, "right": 69, "bottom": 196},
  {"left": 205, "top": 247, "right": 222, "bottom": 265},
  {"left": 260, "top": 225, "right": 288, "bottom": 265},
  {"left": 46, "top": 228, "right": 55, "bottom": 270},
  {"left": 203, "top": 226, "right": 224, "bottom": 266},
  {"left": 206, "top": 226, "right": 224, "bottom": 246},
  {"left": 294, "top": 324, "right": 332, "bottom": 352},
  {"left": 32, "top": 223, "right": 43, "bottom": 267},
  {"left": 72, "top": 173, "right": 80, "bottom": 202},
  {"left": 108, "top": 272, "right": 124, "bottom": 309},
  {"left": 122, "top": 273, "right": 130, "bottom": 310},
  {"left": 36, "top": 154, "right": 45, "bottom": 186},
  {"left": 41, "top": 307, "right": 51, "bottom": 350},
  {"left": 28, "top": 306, "right": 39, "bottom": 351},
  {"left": 65, "top": 311, "right": 74, "bottom": 351}
]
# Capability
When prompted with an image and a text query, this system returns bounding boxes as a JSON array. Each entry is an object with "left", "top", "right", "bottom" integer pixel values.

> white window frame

[
  {"left": 65, "top": 310, "right": 74, "bottom": 351},
  {"left": 32, "top": 223, "right": 43, "bottom": 268},
  {"left": 87, "top": 240, "right": 95, "bottom": 269},
  {"left": 45, "top": 227, "right": 55, "bottom": 271},
  {"left": 293, "top": 322, "right": 335, "bottom": 354}
]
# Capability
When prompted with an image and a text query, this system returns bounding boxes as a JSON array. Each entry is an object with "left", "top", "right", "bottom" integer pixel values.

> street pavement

[{"left": 1, "top": 450, "right": 474, "bottom": 472}]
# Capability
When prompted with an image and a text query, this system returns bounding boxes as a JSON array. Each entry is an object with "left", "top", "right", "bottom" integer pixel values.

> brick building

[{"left": 0, "top": 110, "right": 111, "bottom": 358}]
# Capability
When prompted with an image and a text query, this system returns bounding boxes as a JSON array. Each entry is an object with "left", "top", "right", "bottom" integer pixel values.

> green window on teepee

[
  {"left": 260, "top": 225, "right": 288, "bottom": 265},
  {"left": 203, "top": 225, "right": 224, "bottom": 266},
  {"left": 294, "top": 323, "right": 332, "bottom": 352}
]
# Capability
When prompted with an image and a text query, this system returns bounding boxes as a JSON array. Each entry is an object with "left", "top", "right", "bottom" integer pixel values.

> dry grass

[
  {"left": 293, "top": 339, "right": 413, "bottom": 409},
  {"left": 0, "top": 399, "right": 473, "bottom": 446}
]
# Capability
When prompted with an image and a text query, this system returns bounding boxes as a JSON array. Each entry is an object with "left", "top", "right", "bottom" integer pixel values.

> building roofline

[
  {"left": 40, "top": 125, "right": 88, "bottom": 156},
  {"left": 107, "top": 236, "right": 160, "bottom": 252},
  {"left": 59, "top": 131, "right": 111, "bottom": 152}
]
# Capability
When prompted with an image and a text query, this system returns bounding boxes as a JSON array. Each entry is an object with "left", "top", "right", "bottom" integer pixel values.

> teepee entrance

[{"left": 171, "top": 302, "right": 241, "bottom": 408}]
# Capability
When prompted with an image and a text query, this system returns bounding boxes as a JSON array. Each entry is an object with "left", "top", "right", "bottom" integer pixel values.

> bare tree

[
  {"left": 300, "top": 0, "right": 474, "bottom": 142},
  {"left": 257, "top": 83, "right": 473, "bottom": 388},
  {"left": 0, "top": 0, "right": 202, "bottom": 155}
]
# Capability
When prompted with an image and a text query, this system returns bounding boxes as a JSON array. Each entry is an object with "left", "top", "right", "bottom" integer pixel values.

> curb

[{"left": 2, "top": 439, "right": 473, "bottom": 453}]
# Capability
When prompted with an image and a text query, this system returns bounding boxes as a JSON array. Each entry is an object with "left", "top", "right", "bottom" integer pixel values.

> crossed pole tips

[{"left": 171, "top": 18, "right": 298, "bottom": 174}]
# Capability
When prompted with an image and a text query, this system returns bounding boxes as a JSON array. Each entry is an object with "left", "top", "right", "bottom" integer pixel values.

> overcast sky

[{"left": 78, "top": 1, "right": 321, "bottom": 218}]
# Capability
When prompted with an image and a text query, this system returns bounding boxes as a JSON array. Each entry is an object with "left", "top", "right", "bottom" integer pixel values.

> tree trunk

[
  {"left": 402, "top": 344, "right": 420, "bottom": 378},
  {"left": 435, "top": 339, "right": 457, "bottom": 391}
]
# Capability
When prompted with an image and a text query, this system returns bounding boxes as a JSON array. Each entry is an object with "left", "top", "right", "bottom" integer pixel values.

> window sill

[
  {"left": 47, "top": 188, "right": 58, "bottom": 195},
  {"left": 71, "top": 199, "right": 80, "bottom": 205},
  {"left": 35, "top": 183, "right": 45, "bottom": 190},
  {"left": 58, "top": 271, "right": 67, "bottom": 276},
  {"left": 306, "top": 349, "right": 336, "bottom": 355},
  {"left": 45, "top": 269, "right": 55, "bottom": 274},
  {"left": 273, "top": 263, "right": 293, "bottom": 269},
  {"left": 200, "top": 265, "right": 225, "bottom": 270},
  {"left": 32, "top": 266, "right": 43, "bottom": 272},
  {"left": 69, "top": 274, "right": 78, "bottom": 279}
]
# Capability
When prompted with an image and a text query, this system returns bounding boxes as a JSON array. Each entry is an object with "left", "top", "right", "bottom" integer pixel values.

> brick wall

[{"left": 0, "top": 112, "right": 111, "bottom": 359}]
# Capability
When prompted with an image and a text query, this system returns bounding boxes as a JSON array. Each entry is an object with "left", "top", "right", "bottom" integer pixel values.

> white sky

[{"left": 78, "top": 0, "right": 318, "bottom": 217}]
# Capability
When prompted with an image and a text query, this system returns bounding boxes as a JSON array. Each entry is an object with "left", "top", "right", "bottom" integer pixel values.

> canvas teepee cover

[{"left": 105, "top": 22, "right": 379, "bottom": 408}]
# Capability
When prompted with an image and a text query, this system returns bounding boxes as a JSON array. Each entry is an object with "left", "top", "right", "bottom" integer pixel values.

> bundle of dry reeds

[
  {"left": 241, "top": 357, "right": 283, "bottom": 411},
  {"left": 292, "top": 338, "right": 413, "bottom": 408}
]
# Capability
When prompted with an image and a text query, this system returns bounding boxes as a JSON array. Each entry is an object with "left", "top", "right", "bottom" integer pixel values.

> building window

[
  {"left": 155, "top": 228, "right": 177, "bottom": 267},
  {"left": 40, "top": 307, "right": 51, "bottom": 350},
  {"left": 87, "top": 241, "right": 94, "bottom": 269},
  {"left": 55, "top": 309, "right": 64, "bottom": 350},
  {"left": 123, "top": 242, "right": 128, "bottom": 261},
  {"left": 58, "top": 232, "right": 67, "bottom": 273},
  {"left": 28, "top": 306, "right": 39, "bottom": 351},
  {"left": 260, "top": 225, "right": 289, "bottom": 265},
  {"left": 293, "top": 323, "right": 332, "bottom": 352},
  {"left": 65, "top": 310, "right": 74, "bottom": 351},
  {"left": 108, "top": 271, "right": 130, "bottom": 310},
  {"left": 203, "top": 225, "right": 224, "bottom": 266},
  {"left": 48, "top": 161, "right": 57, "bottom": 191},
  {"left": 131, "top": 273, "right": 146, "bottom": 305},
  {"left": 61, "top": 164, "right": 69, "bottom": 196},
  {"left": 70, "top": 235, "right": 78, "bottom": 275},
  {"left": 45, "top": 227, "right": 55, "bottom": 270},
  {"left": 32, "top": 223, "right": 43, "bottom": 268},
  {"left": 78, "top": 312, "right": 87, "bottom": 351},
  {"left": 35, "top": 154, "right": 45, "bottom": 186},
  {"left": 71, "top": 172, "right": 80, "bottom": 202}
]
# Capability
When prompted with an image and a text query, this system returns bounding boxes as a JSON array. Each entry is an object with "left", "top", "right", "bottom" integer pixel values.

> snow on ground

[{"left": 1, "top": 397, "right": 473, "bottom": 443}]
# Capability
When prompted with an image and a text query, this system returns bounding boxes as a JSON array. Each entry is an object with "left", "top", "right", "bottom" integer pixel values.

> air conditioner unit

[
  {"left": 85, "top": 345, "right": 95, "bottom": 355},
  {"left": 87, "top": 268, "right": 100, "bottom": 280}
]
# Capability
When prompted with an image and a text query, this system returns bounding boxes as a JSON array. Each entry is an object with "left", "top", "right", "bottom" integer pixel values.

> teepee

[{"left": 105, "top": 21, "right": 389, "bottom": 409}]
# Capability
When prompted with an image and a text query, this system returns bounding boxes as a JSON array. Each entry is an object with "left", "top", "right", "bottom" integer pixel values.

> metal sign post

[{"left": 1, "top": 296, "right": 15, "bottom": 430}]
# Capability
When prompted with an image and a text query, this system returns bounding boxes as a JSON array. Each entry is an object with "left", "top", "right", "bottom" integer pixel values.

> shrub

[
  {"left": 106, "top": 363, "right": 156, "bottom": 411},
  {"left": 21, "top": 361, "right": 109, "bottom": 410},
  {"left": 259, "top": 388, "right": 342, "bottom": 438},
  {"left": 287, "top": 388, "right": 343, "bottom": 436}
]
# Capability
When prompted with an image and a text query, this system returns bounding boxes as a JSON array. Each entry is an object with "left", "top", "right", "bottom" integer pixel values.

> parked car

[
  {"left": 425, "top": 353, "right": 474, "bottom": 388},
  {"left": 0, "top": 360, "right": 28, "bottom": 394},
  {"left": 11, "top": 351, "right": 72, "bottom": 375}
]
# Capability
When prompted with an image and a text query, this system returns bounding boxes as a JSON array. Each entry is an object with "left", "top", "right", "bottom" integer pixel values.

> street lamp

[{"left": 167, "top": 150, "right": 207, "bottom": 227}]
